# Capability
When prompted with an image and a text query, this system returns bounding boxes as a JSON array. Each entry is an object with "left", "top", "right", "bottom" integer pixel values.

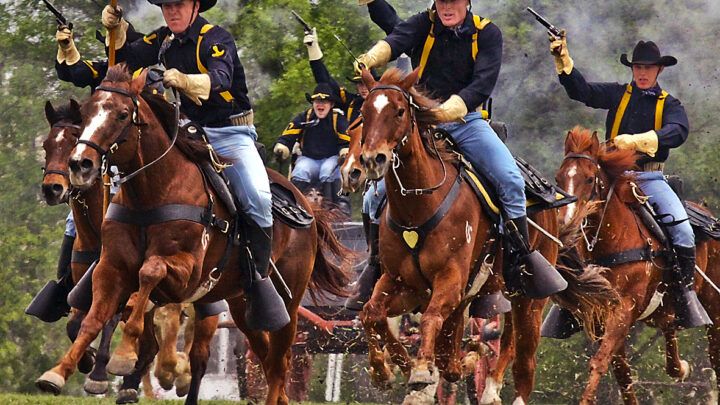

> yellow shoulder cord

[
  {"left": 83, "top": 60, "right": 100, "bottom": 79},
  {"left": 340, "top": 87, "right": 347, "bottom": 104},
  {"left": 610, "top": 84, "right": 633, "bottom": 139},
  {"left": 196, "top": 24, "right": 234, "bottom": 103},
  {"left": 655, "top": 90, "right": 668, "bottom": 131},
  {"left": 347, "top": 99, "right": 355, "bottom": 122},
  {"left": 471, "top": 15, "right": 491, "bottom": 61},
  {"left": 333, "top": 111, "right": 350, "bottom": 142}
]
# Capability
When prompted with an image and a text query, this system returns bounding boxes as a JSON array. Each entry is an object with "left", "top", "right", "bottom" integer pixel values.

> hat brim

[
  {"left": 149, "top": 0, "right": 216, "bottom": 13},
  {"left": 620, "top": 53, "right": 677, "bottom": 67},
  {"left": 305, "top": 93, "right": 337, "bottom": 104}
]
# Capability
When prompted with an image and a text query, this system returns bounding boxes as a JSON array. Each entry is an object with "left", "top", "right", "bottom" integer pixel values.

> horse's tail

[
  {"left": 554, "top": 202, "right": 621, "bottom": 340},
  {"left": 307, "top": 207, "right": 354, "bottom": 304}
]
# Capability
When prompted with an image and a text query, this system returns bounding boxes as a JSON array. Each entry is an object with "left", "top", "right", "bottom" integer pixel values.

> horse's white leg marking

[{"left": 479, "top": 376, "right": 502, "bottom": 404}]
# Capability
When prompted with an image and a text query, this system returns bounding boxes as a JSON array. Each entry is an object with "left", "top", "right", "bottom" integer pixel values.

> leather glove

[
  {"left": 304, "top": 28, "right": 323, "bottom": 61},
  {"left": 102, "top": 5, "right": 128, "bottom": 49},
  {"left": 273, "top": 143, "right": 290, "bottom": 161},
  {"left": 549, "top": 30, "right": 573, "bottom": 75},
  {"left": 163, "top": 69, "right": 211, "bottom": 106},
  {"left": 339, "top": 147, "right": 349, "bottom": 159},
  {"left": 354, "top": 40, "right": 391, "bottom": 75},
  {"left": 614, "top": 131, "right": 659, "bottom": 157},
  {"left": 56, "top": 25, "right": 80, "bottom": 65},
  {"left": 431, "top": 95, "right": 468, "bottom": 123}
]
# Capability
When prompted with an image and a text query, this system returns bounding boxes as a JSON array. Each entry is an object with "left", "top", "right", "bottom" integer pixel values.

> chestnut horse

[
  {"left": 36, "top": 66, "right": 350, "bottom": 405},
  {"left": 41, "top": 100, "right": 220, "bottom": 403},
  {"left": 354, "top": 68, "right": 614, "bottom": 404},
  {"left": 555, "top": 126, "right": 720, "bottom": 404}
]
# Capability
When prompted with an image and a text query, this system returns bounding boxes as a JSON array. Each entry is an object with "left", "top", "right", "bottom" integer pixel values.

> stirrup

[
  {"left": 675, "top": 289, "right": 712, "bottom": 329},
  {"left": 244, "top": 275, "right": 290, "bottom": 331},
  {"left": 541, "top": 304, "right": 582, "bottom": 339},
  {"left": 468, "top": 292, "right": 511, "bottom": 318},
  {"left": 520, "top": 251, "right": 568, "bottom": 299}
]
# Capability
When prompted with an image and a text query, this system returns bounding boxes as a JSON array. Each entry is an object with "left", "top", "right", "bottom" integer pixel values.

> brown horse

[
  {"left": 41, "top": 100, "right": 220, "bottom": 403},
  {"left": 35, "top": 66, "right": 350, "bottom": 405},
  {"left": 555, "top": 126, "right": 720, "bottom": 404},
  {"left": 354, "top": 68, "right": 613, "bottom": 404}
]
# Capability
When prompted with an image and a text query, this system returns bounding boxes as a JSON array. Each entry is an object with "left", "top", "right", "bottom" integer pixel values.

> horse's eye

[
  {"left": 397, "top": 108, "right": 405, "bottom": 118},
  {"left": 586, "top": 177, "right": 594, "bottom": 184},
  {"left": 118, "top": 111, "right": 129, "bottom": 121}
]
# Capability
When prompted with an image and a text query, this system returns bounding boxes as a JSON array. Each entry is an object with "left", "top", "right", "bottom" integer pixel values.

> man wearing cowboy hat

[
  {"left": 100, "top": 0, "right": 289, "bottom": 332},
  {"left": 546, "top": 35, "right": 710, "bottom": 332},
  {"left": 273, "top": 83, "right": 350, "bottom": 208}
]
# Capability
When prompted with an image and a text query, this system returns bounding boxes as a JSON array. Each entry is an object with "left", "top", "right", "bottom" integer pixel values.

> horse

[
  {"left": 354, "top": 68, "right": 614, "bottom": 404},
  {"left": 41, "top": 100, "right": 219, "bottom": 403},
  {"left": 554, "top": 126, "right": 720, "bottom": 404},
  {"left": 35, "top": 65, "right": 351, "bottom": 405}
]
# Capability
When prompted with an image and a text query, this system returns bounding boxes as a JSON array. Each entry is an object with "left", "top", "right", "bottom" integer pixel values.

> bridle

[
  {"left": 42, "top": 122, "right": 82, "bottom": 179},
  {"left": 365, "top": 84, "right": 447, "bottom": 196},
  {"left": 80, "top": 84, "right": 179, "bottom": 186}
]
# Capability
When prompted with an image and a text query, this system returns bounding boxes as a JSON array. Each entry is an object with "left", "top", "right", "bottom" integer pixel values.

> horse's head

[
  {"left": 556, "top": 126, "right": 602, "bottom": 225},
  {"left": 42, "top": 99, "right": 83, "bottom": 205},
  {"left": 69, "top": 65, "right": 148, "bottom": 189},
  {"left": 339, "top": 120, "right": 366, "bottom": 193},
  {"left": 359, "top": 68, "right": 421, "bottom": 179}
]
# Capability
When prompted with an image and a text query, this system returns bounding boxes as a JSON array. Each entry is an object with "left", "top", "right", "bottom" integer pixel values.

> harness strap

[
  {"left": 105, "top": 202, "right": 229, "bottom": 232},
  {"left": 196, "top": 24, "right": 234, "bottom": 103},
  {"left": 593, "top": 245, "right": 661, "bottom": 267},
  {"left": 610, "top": 84, "right": 668, "bottom": 139},
  {"left": 71, "top": 250, "right": 101, "bottom": 265},
  {"left": 386, "top": 174, "right": 462, "bottom": 272},
  {"left": 418, "top": 11, "right": 490, "bottom": 80}
]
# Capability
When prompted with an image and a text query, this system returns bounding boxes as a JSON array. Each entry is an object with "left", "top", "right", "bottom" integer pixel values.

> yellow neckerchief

[
  {"left": 417, "top": 10, "right": 491, "bottom": 80},
  {"left": 196, "top": 24, "right": 234, "bottom": 103},
  {"left": 610, "top": 84, "right": 668, "bottom": 139}
]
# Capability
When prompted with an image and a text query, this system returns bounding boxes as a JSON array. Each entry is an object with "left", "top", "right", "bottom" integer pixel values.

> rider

[
  {"left": 349, "top": 0, "right": 567, "bottom": 303},
  {"left": 273, "top": 83, "right": 350, "bottom": 211},
  {"left": 548, "top": 35, "right": 710, "bottom": 329},
  {"left": 101, "top": 0, "right": 288, "bottom": 331}
]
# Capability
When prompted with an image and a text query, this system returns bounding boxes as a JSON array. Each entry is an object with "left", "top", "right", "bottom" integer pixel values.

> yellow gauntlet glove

[
  {"left": 432, "top": 95, "right": 468, "bottom": 123},
  {"left": 163, "top": 69, "right": 211, "bottom": 106},
  {"left": 354, "top": 40, "right": 391, "bottom": 75},
  {"left": 613, "top": 131, "right": 659, "bottom": 157},
  {"left": 273, "top": 143, "right": 290, "bottom": 161},
  {"left": 56, "top": 26, "right": 80, "bottom": 65},
  {"left": 549, "top": 30, "right": 574, "bottom": 75}
]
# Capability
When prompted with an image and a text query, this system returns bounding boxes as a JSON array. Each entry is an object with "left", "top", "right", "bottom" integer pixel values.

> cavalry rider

[
  {"left": 549, "top": 34, "right": 710, "bottom": 329},
  {"left": 273, "top": 83, "right": 350, "bottom": 211},
  {"left": 349, "top": 0, "right": 567, "bottom": 305},
  {"left": 101, "top": 0, "right": 288, "bottom": 330}
]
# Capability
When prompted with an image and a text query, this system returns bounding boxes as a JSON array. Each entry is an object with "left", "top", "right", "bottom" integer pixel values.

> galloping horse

[
  {"left": 41, "top": 100, "right": 220, "bottom": 403},
  {"left": 36, "top": 66, "right": 350, "bottom": 405},
  {"left": 354, "top": 68, "right": 612, "bottom": 404},
  {"left": 555, "top": 126, "right": 720, "bottom": 404}
]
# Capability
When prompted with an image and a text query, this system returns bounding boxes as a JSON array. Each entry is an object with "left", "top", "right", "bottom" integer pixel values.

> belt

[
  {"left": 229, "top": 110, "right": 254, "bottom": 126},
  {"left": 642, "top": 162, "right": 665, "bottom": 172}
]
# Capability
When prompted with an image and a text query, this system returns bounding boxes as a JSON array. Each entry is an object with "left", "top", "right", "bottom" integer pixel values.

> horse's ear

[
  {"left": 400, "top": 68, "right": 420, "bottom": 90},
  {"left": 69, "top": 98, "right": 82, "bottom": 123},
  {"left": 130, "top": 68, "right": 148, "bottom": 95},
  {"left": 361, "top": 68, "right": 377, "bottom": 90},
  {"left": 590, "top": 130, "right": 600, "bottom": 154},
  {"left": 563, "top": 130, "right": 573, "bottom": 154},
  {"left": 44, "top": 101, "right": 57, "bottom": 125}
]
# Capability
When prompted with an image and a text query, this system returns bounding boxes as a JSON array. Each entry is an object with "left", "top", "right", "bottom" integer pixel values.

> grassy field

[{"left": 0, "top": 393, "right": 383, "bottom": 405}]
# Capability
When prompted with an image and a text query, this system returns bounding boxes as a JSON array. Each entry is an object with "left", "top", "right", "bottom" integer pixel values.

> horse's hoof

[
  {"left": 116, "top": 388, "right": 139, "bottom": 404},
  {"left": 402, "top": 381, "right": 438, "bottom": 405},
  {"left": 107, "top": 354, "right": 138, "bottom": 376},
  {"left": 678, "top": 359, "right": 691, "bottom": 382},
  {"left": 156, "top": 369, "right": 175, "bottom": 390},
  {"left": 83, "top": 377, "right": 109, "bottom": 395},
  {"left": 479, "top": 376, "right": 502, "bottom": 405},
  {"left": 369, "top": 365, "right": 395, "bottom": 390},
  {"left": 408, "top": 366, "right": 436, "bottom": 386},
  {"left": 78, "top": 347, "right": 97, "bottom": 374},
  {"left": 36, "top": 370, "right": 65, "bottom": 395},
  {"left": 175, "top": 374, "right": 191, "bottom": 397}
]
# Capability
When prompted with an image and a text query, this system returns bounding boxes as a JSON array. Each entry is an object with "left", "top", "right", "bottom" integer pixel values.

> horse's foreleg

[
  {"left": 184, "top": 313, "right": 219, "bottom": 405},
  {"left": 435, "top": 308, "right": 465, "bottom": 383},
  {"left": 580, "top": 299, "right": 634, "bottom": 405},
  {"left": 509, "top": 297, "right": 546, "bottom": 405},
  {"left": 411, "top": 265, "right": 464, "bottom": 387},
  {"left": 37, "top": 263, "right": 127, "bottom": 394},
  {"left": 360, "top": 274, "right": 399, "bottom": 388},
  {"left": 480, "top": 311, "right": 514, "bottom": 405},
  {"left": 610, "top": 345, "right": 638, "bottom": 405},
  {"left": 108, "top": 254, "right": 179, "bottom": 376},
  {"left": 153, "top": 303, "right": 184, "bottom": 391},
  {"left": 117, "top": 311, "right": 160, "bottom": 404},
  {"left": 84, "top": 313, "right": 121, "bottom": 395},
  {"left": 263, "top": 311, "right": 298, "bottom": 405},
  {"left": 662, "top": 328, "right": 690, "bottom": 381}
]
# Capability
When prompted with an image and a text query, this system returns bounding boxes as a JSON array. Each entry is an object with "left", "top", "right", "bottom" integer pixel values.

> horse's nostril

[
  {"left": 350, "top": 169, "right": 361, "bottom": 180},
  {"left": 80, "top": 158, "right": 94, "bottom": 171},
  {"left": 375, "top": 153, "right": 387, "bottom": 165},
  {"left": 359, "top": 155, "right": 365, "bottom": 165},
  {"left": 51, "top": 184, "right": 64, "bottom": 194},
  {"left": 69, "top": 159, "right": 81, "bottom": 172}
]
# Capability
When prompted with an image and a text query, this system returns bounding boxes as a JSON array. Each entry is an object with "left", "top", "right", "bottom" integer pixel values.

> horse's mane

[
  {"left": 565, "top": 125, "right": 596, "bottom": 155},
  {"left": 375, "top": 68, "right": 455, "bottom": 162},
  {"left": 566, "top": 125, "right": 638, "bottom": 180}
]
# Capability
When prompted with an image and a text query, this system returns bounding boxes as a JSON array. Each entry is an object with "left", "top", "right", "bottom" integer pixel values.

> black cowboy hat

[
  {"left": 347, "top": 68, "right": 381, "bottom": 84},
  {"left": 620, "top": 41, "right": 677, "bottom": 67},
  {"left": 147, "top": 0, "right": 217, "bottom": 13},
  {"left": 305, "top": 83, "right": 340, "bottom": 104}
]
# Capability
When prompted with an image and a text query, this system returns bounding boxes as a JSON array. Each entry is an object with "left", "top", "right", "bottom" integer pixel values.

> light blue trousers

[
  {"left": 362, "top": 178, "right": 386, "bottom": 224},
  {"left": 65, "top": 211, "right": 76, "bottom": 237},
  {"left": 292, "top": 156, "right": 339, "bottom": 183},
  {"left": 635, "top": 171, "right": 694, "bottom": 248},
  {"left": 204, "top": 125, "right": 273, "bottom": 228}
]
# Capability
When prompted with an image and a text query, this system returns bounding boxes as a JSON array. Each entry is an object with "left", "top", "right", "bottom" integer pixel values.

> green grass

[{"left": 0, "top": 393, "right": 383, "bottom": 404}]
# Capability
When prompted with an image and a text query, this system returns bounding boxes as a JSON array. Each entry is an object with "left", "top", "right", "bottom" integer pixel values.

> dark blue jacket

[
  {"left": 55, "top": 59, "right": 107, "bottom": 90},
  {"left": 559, "top": 67, "right": 689, "bottom": 163},
  {"left": 115, "top": 16, "right": 251, "bottom": 127},
  {"left": 383, "top": 10, "right": 502, "bottom": 111},
  {"left": 277, "top": 109, "right": 350, "bottom": 160}
]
